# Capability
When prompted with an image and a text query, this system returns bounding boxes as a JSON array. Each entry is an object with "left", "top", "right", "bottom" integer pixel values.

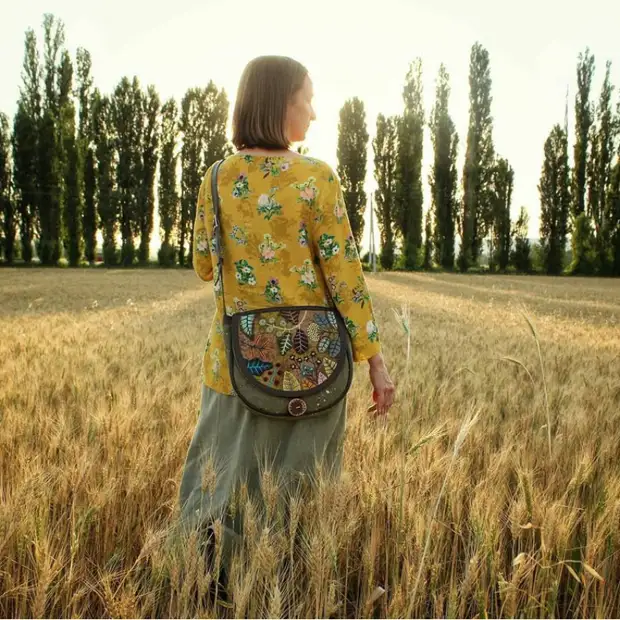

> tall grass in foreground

[{"left": 0, "top": 269, "right": 619, "bottom": 618}]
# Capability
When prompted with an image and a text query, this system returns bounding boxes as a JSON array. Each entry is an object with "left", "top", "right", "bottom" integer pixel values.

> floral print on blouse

[{"left": 193, "top": 152, "right": 381, "bottom": 395}]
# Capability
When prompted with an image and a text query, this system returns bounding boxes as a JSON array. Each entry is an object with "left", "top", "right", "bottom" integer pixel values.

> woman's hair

[{"left": 232, "top": 56, "right": 308, "bottom": 151}]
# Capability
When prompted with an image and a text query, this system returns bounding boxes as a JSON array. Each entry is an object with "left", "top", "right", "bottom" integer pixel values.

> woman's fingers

[
  {"left": 375, "top": 389, "right": 386, "bottom": 413},
  {"left": 368, "top": 360, "right": 395, "bottom": 417},
  {"left": 378, "top": 384, "right": 395, "bottom": 416},
  {"left": 372, "top": 387, "right": 389, "bottom": 417}
]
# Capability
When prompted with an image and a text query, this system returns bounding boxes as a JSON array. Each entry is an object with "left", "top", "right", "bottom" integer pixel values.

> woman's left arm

[{"left": 193, "top": 175, "right": 214, "bottom": 282}]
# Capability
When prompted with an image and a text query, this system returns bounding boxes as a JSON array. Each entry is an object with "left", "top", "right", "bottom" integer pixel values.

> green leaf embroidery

[
  {"left": 240, "top": 314, "right": 254, "bottom": 337},
  {"left": 327, "top": 311, "right": 338, "bottom": 329},
  {"left": 328, "top": 339, "right": 341, "bottom": 357},
  {"left": 278, "top": 333, "right": 293, "bottom": 355},
  {"left": 318, "top": 336, "right": 332, "bottom": 353}
]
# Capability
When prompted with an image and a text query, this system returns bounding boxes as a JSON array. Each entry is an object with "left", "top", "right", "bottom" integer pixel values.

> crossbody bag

[{"left": 210, "top": 159, "right": 353, "bottom": 418}]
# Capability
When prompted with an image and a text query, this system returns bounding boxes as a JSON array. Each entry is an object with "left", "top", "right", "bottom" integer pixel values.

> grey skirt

[{"left": 175, "top": 384, "right": 347, "bottom": 569}]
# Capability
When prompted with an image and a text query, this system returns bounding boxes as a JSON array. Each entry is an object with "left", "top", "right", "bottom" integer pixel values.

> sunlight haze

[{"left": 2, "top": 0, "right": 619, "bottom": 252}]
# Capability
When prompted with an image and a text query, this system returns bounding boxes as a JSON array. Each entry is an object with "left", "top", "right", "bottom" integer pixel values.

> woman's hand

[{"left": 367, "top": 353, "right": 395, "bottom": 417}]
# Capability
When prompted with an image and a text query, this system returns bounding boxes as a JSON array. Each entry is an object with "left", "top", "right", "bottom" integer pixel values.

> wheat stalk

[
  {"left": 520, "top": 308, "right": 552, "bottom": 457},
  {"left": 410, "top": 405, "right": 481, "bottom": 611}
]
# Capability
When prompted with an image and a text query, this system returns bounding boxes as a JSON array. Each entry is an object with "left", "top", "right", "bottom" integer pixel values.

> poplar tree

[
  {"left": 429, "top": 64, "right": 458, "bottom": 269},
  {"left": 373, "top": 113, "right": 397, "bottom": 269},
  {"left": 460, "top": 43, "right": 495, "bottom": 270},
  {"left": 337, "top": 97, "right": 369, "bottom": 249}
]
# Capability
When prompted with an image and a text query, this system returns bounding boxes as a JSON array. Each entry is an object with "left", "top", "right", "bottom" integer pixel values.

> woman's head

[{"left": 232, "top": 56, "right": 316, "bottom": 151}]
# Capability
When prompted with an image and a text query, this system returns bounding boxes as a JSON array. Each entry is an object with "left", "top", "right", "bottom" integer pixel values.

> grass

[{"left": 0, "top": 268, "right": 619, "bottom": 618}]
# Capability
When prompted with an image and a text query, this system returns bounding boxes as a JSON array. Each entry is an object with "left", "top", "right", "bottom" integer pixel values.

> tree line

[
  {"left": 338, "top": 45, "right": 620, "bottom": 275},
  {"left": 0, "top": 14, "right": 229, "bottom": 268},
  {"left": 1, "top": 16, "right": 619, "bottom": 276}
]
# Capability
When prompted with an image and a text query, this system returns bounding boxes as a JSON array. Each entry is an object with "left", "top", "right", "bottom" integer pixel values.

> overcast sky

[{"left": 2, "top": 0, "right": 619, "bottom": 251}]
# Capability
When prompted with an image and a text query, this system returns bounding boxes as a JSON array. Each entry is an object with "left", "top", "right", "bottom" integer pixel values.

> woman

[{"left": 177, "top": 56, "right": 395, "bottom": 577}]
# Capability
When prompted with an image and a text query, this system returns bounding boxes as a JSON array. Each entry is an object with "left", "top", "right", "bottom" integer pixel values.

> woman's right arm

[{"left": 193, "top": 174, "right": 214, "bottom": 282}]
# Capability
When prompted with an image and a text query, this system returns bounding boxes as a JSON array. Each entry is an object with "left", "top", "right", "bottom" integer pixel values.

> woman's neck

[{"left": 236, "top": 147, "right": 301, "bottom": 158}]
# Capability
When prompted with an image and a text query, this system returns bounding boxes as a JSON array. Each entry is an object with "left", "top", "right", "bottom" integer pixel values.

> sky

[{"left": 2, "top": 0, "right": 620, "bottom": 253}]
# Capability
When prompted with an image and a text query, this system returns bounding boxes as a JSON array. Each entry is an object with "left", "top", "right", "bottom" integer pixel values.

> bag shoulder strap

[{"left": 210, "top": 159, "right": 226, "bottom": 311}]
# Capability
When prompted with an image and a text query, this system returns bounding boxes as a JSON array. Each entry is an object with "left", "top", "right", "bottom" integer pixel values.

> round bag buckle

[{"left": 288, "top": 398, "right": 307, "bottom": 417}]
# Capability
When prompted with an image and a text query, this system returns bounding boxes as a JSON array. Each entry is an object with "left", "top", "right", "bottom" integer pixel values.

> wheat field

[{"left": 1, "top": 268, "right": 619, "bottom": 618}]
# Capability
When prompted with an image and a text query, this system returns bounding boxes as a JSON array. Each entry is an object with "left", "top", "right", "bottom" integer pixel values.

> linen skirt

[{"left": 175, "top": 384, "right": 347, "bottom": 570}]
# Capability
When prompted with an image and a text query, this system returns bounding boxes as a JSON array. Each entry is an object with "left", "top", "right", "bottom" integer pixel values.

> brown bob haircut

[{"left": 232, "top": 56, "right": 308, "bottom": 151}]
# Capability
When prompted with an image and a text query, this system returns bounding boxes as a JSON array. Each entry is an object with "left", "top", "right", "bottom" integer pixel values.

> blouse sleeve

[
  {"left": 193, "top": 174, "right": 214, "bottom": 282},
  {"left": 310, "top": 169, "right": 381, "bottom": 362}
]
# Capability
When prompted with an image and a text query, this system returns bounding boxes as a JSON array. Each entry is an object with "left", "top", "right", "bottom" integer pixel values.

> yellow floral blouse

[{"left": 193, "top": 152, "right": 381, "bottom": 395}]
